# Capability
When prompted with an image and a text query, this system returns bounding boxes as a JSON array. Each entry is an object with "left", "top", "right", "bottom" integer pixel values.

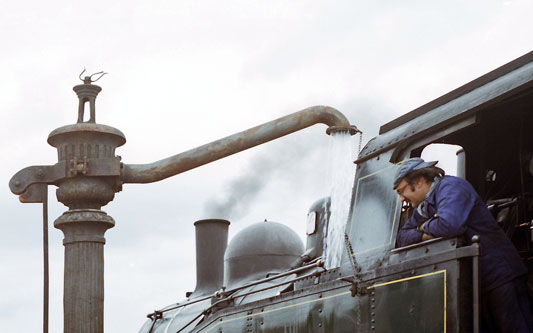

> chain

[
  {"left": 344, "top": 232, "right": 363, "bottom": 328},
  {"left": 343, "top": 232, "right": 358, "bottom": 278},
  {"left": 356, "top": 131, "right": 363, "bottom": 159}
]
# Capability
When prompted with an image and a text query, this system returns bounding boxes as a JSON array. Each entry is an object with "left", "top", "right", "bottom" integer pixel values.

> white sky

[{"left": 1, "top": 1, "right": 532, "bottom": 331}]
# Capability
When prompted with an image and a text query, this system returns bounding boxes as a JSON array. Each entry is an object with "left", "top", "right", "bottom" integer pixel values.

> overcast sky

[{"left": 1, "top": 1, "right": 532, "bottom": 331}]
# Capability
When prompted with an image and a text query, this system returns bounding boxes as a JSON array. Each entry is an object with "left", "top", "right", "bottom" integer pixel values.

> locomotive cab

[{"left": 345, "top": 51, "right": 533, "bottom": 331}]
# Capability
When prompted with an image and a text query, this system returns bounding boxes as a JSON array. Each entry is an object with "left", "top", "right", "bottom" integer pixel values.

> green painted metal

[
  {"left": 199, "top": 286, "right": 359, "bottom": 332},
  {"left": 195, "top": 270, "right": 446, "bottom": 332},
  {"left": 368, "top": 271, "right": 446, "bottom": 332}
]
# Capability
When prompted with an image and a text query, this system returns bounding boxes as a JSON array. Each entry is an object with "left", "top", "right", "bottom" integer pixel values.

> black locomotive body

[{"left": 141, "top": 51, "right": 533, "bottom": 332}]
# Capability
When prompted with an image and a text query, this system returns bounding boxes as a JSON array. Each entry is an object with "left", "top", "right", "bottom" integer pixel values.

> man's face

[{"left": 395, "top": 177, "right": 429, "bottom": 208}]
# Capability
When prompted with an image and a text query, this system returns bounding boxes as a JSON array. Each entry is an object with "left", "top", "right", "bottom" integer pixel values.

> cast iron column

[
  {"left": 10, "top": 73, "right": 126, "bottom": 332},
  {"left": 48, "top": 76, "right": 125, "bottom": 332}
]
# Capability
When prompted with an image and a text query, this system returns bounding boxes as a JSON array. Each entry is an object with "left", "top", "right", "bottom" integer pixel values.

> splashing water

[{"left": 323, "top": 132, "right": 356, "bottom": 269}]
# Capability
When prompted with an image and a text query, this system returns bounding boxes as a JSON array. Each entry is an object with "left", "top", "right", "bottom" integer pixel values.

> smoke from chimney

[{"left": 203, "top": 133, "right": 325, "bottom": 220}]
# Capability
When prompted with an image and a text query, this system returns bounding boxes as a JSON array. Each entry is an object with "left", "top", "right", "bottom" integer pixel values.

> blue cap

[{"left": 393, "top": 158, "right": 438, "bottom": 189}]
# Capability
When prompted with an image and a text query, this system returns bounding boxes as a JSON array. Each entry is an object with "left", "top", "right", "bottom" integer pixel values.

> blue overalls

[{"left": 397, "top": 176, "right": 531, "bottom": 332}]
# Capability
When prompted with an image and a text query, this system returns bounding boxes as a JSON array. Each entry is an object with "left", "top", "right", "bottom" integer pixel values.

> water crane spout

[{"left": 122, "top": 105, "right": 359, "bottom": 184}]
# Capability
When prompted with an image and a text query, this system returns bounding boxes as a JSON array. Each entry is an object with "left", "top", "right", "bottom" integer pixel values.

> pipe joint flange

[{"left": 326, "top": 125, "right": 360, "bottom": 136}]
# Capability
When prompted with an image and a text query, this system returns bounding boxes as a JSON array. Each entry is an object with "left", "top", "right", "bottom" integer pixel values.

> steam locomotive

[{"left": 141, "top": 51, "right": 533, "bottom": 332}]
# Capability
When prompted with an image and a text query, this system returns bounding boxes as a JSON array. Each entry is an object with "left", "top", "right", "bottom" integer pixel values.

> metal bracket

[
  {"left": 9, "top": 157, "right": 122, "bottom": 195},
  {"left": 10, "top": 163, "right": 67, "bottom": 195},
  {"left": 147, "top": 310, "right": 163, "bottom": 321},
  {"left": 67, "top": 156, "right": 88, "bottom": 176},
  {"left": 341, "top": 276, "right": 367, "bottom": 297}
]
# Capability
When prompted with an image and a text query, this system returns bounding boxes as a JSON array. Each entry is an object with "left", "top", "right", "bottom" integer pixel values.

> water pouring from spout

[{"left": 323, "top": 131, "right": 356, "bottom": 269}]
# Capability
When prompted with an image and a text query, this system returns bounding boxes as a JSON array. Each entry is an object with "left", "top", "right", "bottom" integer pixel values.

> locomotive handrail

[
  {"left": 178, "top": 269, "right": 325, "bottom": 333},
  {"left": 146, "top": 259, "right": 324, "bottom": 324},
  {"left": 391, "top": 237, "right": 445, "bottom": 253},
  {"left": 217, "top": 258, "right": 324, "bottom": 298}
]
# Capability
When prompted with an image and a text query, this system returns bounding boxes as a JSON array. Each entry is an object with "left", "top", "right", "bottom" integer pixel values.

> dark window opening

[{"left": 400, "top": 89, "right": 533, "bottom": 256}]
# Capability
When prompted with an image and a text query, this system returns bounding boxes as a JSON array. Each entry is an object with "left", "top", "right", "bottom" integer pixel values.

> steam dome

[{"left": 224, "top": 221, "right": 304, "bottom": 288}]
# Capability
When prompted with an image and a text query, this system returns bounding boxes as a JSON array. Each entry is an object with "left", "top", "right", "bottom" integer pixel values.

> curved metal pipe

[{"left": 122, "top": 105, "right": 358, "bottom": 184}]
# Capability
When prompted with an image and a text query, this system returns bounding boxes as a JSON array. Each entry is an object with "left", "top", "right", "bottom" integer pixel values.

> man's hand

[
  {"left": 419, "top": 220, "right": 434, "bottom": 241},
  {"left": 421, "top": 233, "right": 434, "bottom": 241}
]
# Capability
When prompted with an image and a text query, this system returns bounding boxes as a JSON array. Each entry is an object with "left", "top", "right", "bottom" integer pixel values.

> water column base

[{"left": 55, "top": 209, "right": 115, "bottom": 333}]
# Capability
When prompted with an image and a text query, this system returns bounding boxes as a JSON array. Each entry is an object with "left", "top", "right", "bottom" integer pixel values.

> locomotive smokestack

[{"left": 191, "top": 219, "right": 230, "bottom": 298}]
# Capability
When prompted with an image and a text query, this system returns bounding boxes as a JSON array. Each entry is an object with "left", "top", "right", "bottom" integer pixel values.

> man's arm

[
  {"left": 397, "top": 211, "right": 425, "bottom": 247},
  {"left": 421, "top": 179, "right": 476, "bottom": 238}
]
